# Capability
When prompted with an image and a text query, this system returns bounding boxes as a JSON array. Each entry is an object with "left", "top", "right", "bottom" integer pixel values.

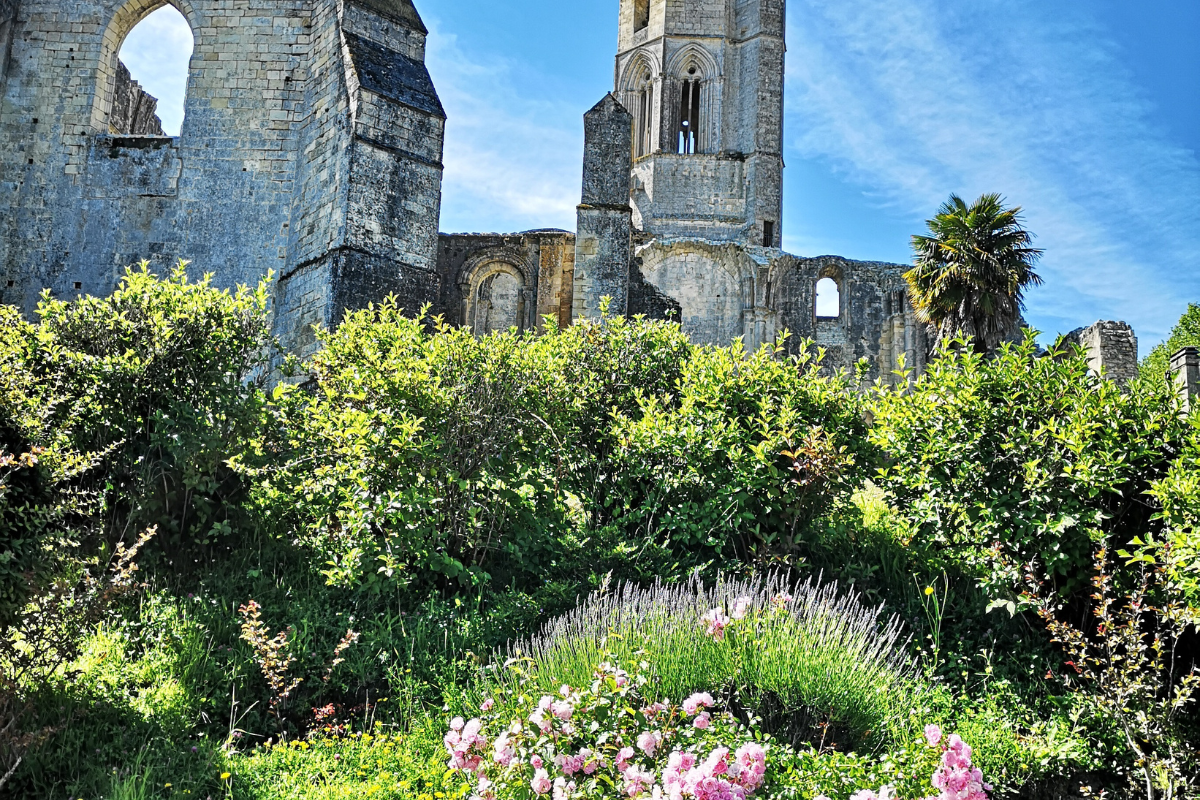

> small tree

[
  {"left": 906, "top": 193, "right": 1044, "bottom": 353},
  {"left": 1024, "top": 545, "right": 1198, "bottom": 800}
]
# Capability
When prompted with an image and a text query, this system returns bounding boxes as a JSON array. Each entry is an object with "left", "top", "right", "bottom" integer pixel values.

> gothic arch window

[
  {"left": 664, "top": 47, "right": 719, "bottom": 155},
  {"left": 92, "top": 0, "right": 196, "bottom": 136},
  {"left": 677, "top": 67, "right": 701, "bottom": 154},
  {"left": 634, "top": 71, "right": 655, "bottom": 158},
  {"left": 815, "top": 277, "right": 841, "bottom": 318},
  {"left": 464, "top": 259, "right": 528, "bottom": 336},
  {"left": 621, "top": 54, "right": 658, "bottom": 160},
  {"left": 634, "top": 0, "right": 650, "bottom": 32}
]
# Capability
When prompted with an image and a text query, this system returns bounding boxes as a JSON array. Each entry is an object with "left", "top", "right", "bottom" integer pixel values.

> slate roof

[
  {"left": 344, "top": 32, "right": 445, "bottom": 119},
  {"left": 348, "top": 0, "right": 427, "bottom": 34}
]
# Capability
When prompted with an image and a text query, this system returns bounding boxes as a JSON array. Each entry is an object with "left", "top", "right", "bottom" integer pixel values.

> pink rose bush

[
  {"left": 443, "top": 661, "right": 772, "bottom": 800},
  {"left": 926, "top": 732, "right": 991, "bottom": 800},
  {"left": 818, "top": 727, "right": 991, "bottom": 800}
]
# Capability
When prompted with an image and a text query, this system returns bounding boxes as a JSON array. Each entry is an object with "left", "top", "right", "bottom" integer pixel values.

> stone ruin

[
  {"left": 0, "top": 0, "right": 1139, "bottom": 383},
  {"left": 1062, "top": 321, "right": 1140, "bottom": 385}
]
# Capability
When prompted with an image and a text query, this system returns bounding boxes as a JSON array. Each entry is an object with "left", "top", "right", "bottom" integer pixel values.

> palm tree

[{"left": 905, "top": 193, "right": 1044, "bottom": 353}]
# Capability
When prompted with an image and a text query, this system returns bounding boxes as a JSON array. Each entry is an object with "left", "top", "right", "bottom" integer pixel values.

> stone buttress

[{"left": 573, "top": 93, "right": 634, "bottom": 322}]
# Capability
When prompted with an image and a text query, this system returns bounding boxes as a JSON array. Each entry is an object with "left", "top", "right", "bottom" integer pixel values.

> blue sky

[{"left": 123, "top": 0, "right": 1199, "bottom": 351}]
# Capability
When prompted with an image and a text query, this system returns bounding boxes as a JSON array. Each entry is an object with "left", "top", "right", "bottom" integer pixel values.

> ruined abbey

[{"left": 0, "top": 0, "right": 1139, "bottom": 382}]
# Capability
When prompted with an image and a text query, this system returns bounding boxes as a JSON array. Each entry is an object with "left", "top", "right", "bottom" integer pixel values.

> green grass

[{"left": 230, "top": 721, "right": 456, "bottom": 800}]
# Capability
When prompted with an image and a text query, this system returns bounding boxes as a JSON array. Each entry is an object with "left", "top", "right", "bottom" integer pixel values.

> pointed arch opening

[
  {"left": 118, "top": 5, "right": 193, "bottom": 135},
  {"left": 666, "top": 46, "right": 718, "bottom": 155},
  {"left": 677, "top": 69, "right": 701, "bottom": 154},
  {"left": 621, "top": 53, "right": 658, "bottom": 160},
  {"left": 92, "top": 1, "right": 197, "bottom": 136}
]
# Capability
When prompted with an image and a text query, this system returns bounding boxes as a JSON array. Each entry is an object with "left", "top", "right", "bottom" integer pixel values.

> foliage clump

[
  {"left": 869, "top": 334, "right": 1188, "bottom": 600},
  {"left": 243, "top": 304, "right": 868, "bottom": 594},
  {"left": 2, "top": 269, "right": 1198, "bottom": 800}
]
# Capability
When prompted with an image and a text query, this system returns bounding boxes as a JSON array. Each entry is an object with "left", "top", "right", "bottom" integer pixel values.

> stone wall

[
  {"left": 770, "top": 254, "right": 928, "bottom": 382},
  {"left": 436, "top": 230, "right": 575, "bottom": 334},
  {"left": 1063, "top": 320, "right": 1139, "bottom": 385},
  {"left": 110, "top": 60, "right": 164, "bottom": 135},
  {"left": 0, "top": 0, "right": 445, "bottom": 361}
]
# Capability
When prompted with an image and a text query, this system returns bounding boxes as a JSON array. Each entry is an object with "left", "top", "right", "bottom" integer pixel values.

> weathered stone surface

[
  {"left": 1063, "top": 320, "right": 1139, "bottom": 384},
  {"left": 1172, "top": 347, "right": 1199, "bottom": 414},
  {"left": 110, "top": 60, "right": 164, "bottom": 136},
  {"left": 0, "top": 0, "right": 445, "bottom": 361},
  {"left": 436, "top": 230, "right": 575, "bottom": 334}
]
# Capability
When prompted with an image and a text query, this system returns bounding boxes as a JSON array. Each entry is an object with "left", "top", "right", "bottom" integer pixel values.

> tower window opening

[
  {"left": 634, "top": 0, "right": 650, "bottom": 32},
  {"left": 676, "top": 78, "right": 701, "bottom": 154},
  {"left": 762, "top": 221, "right": 775, "bottom": 247},
  {"left": 635, "top": 78, "right": 654, "bottom": 158},
  {"left": 815, "top": 278, "right": 841, "bottom": 319},
  {"left": 114, "top": 5, "right": 194, "bottom": 136}
]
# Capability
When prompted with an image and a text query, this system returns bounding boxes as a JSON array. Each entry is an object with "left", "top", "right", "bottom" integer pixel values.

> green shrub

[
  {"left": 609, "top": 337, "right": 870, "bottom": 561},
  {"left": 245, "top": 306, "right": 572, "bottom": 593},
  {"left": 0, "top": 264, "right": 271, "bottom": 603},
  {"left": 233, "top": 722, "right": 453, "bottom": 800},
  {"left": 1148, "top": 415, "right": 1200, "bottom": 609},
  {"left": 1141, "top": 303, "right": 1200, "bottom": 383},
  {"left": 869, "top": 334, "right": 1188, "bottom": 600},
  {"left": 245, "top": 307, "right": 866, "bottom": 594}
]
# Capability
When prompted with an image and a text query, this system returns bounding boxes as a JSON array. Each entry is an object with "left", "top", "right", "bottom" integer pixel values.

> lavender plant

[{"left": 495, "top": 573, "right": 914, "bottom": 750}]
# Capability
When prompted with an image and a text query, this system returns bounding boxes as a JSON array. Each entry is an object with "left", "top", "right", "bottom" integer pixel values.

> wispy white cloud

[
  {"left": 785, "top": 0, "right": 1200, "bottom": 346},
  {"left": 425, "top": 22, "right": 582, "bottom": 234},
  {"left": 119, "top": 6, "right": 193, "bottom": 136}
]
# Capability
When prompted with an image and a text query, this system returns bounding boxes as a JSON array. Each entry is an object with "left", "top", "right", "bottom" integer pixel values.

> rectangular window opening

[
  {"left": 763, "top": 221, "right": 775, "bottom": 248},
  {"left": 634, "top": 0, "right": 650, "bottom": 31}
]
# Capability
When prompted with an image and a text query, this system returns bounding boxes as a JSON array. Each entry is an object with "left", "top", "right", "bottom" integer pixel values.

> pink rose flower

[
  {"left": 702, "top": 608, "right": 730, "bottom": 641},
  {"left": 531, "top": 768, "right": 552, "bottom": 795},
  {"left": 637, "top": 730, "right": 662, "bottom": 757},
  {"left": 682, "top": 692, "right": 715, "bottom": 715},
  {"left": 731, "top": 596, "right": 752, "bottom": 620},
  {"left": 925, "top": 724, "right": 943, "bottom": 748}
]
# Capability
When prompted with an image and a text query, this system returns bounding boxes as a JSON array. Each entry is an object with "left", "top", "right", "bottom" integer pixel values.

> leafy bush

[
  {"left": 869, "top": 334, "right": 1188, "bottom": 600},
  {"left": 245, "top": 307, "right": 572, "bottom": 593},
  {"left": 1141, "top": 303, "right": 1200, "bottom": 383},
  {"left": 498, "top": 574, "right": 912, "bottom": 751},
  {"left": 233, "top": 724, "right": 454, "bottom": 800},
  {"left": 1148, "top": 416, "right": 1200, "bottom": 609},
  {"left": 0, "top": 264, "right": 271, "bottom": 591},
  {"left": 1025, "top": 545, "right": 1199, "bottom": 799},
  {"left": 246, "top": 307, "right": 867, "bottom": 593},
  {"left": 609, "top": 338, "right": 870, "bottom": 560}
]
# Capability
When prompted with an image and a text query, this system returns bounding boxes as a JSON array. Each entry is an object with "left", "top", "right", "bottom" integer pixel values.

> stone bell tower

[{"left": 615, "top": 0, "right": 785, "bottom": 246}]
